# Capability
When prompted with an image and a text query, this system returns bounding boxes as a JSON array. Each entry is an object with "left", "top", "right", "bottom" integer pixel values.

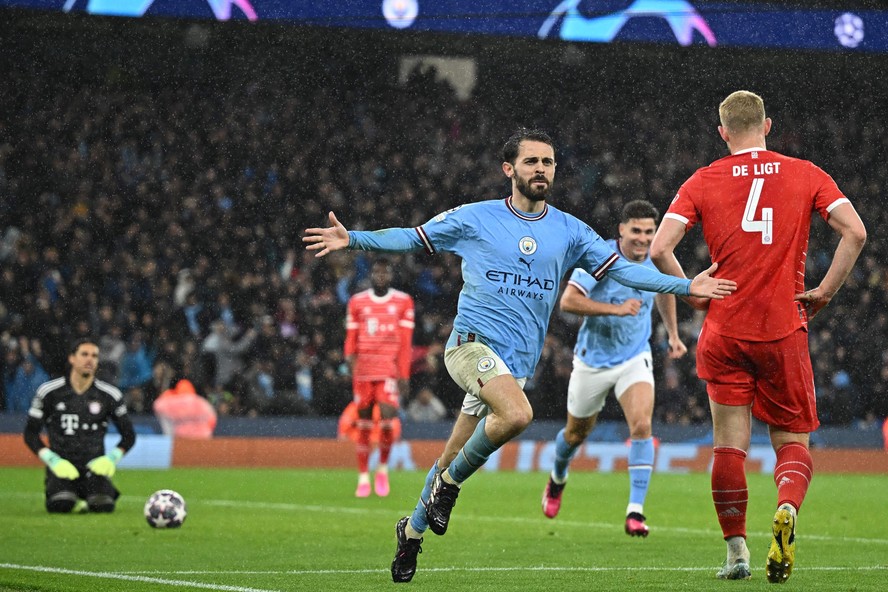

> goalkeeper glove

[
  {"left": 87, "top": 448, "right": 124, "bottom": 477},
  {"left": 38, "top": 449, "right": 80, "bottom": 480}
]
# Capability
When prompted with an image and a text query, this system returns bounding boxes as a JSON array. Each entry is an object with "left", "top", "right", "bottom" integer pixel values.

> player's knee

[
  {"left": 628, "top": 418, "right": 652, "bottom": 439},
  {"left": 46, "top": 494, "right": 77, "bottom": 513},
  {"left": 502, "top": 404, "right": 533, "bottom": 434},
  {"left": 87, "top": 494, "right": 116, "bottom": 513}
]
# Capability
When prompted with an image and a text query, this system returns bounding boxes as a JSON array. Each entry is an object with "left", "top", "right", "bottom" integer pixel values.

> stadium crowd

[{"left": 1, "top": 29, "right": 886, "bottom": 428}]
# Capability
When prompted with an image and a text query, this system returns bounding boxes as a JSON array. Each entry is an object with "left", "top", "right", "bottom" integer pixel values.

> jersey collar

[
  {"left": 368, "top": 289, "right": 394, "bottom": 303},
  {"left": 505, "top": 197, "right": 548, "bottom": 221},
  {"left": 733, "top": 147, "right": 767, "bottom": 155}
]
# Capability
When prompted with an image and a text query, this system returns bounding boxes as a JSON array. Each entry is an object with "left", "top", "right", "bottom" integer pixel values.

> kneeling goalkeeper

[{"left": 23, "top": 338, "right": 136, "bottom": 513}]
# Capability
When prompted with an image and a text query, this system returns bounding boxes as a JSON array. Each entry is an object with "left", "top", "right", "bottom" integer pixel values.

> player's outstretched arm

[
  {"left": 303, "top": 211, "right": 350, "bottom": 258},
  {"left": 688, "top": 263, "right": 737, "bottom": 299}
]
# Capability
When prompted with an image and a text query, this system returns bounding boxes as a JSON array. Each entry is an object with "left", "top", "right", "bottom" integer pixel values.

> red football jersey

[
  {"left": 666, "top": 148, "right": 849, "bottom": 341},
  {"left": 344, "top": 289, "right": 415, "bottom": 381}
]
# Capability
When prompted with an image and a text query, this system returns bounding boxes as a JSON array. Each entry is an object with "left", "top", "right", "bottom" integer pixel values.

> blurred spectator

[
  {"left": 243, "top": 357, "right": 312, "bottom": 415},
  {"left": 175, "top": 292, "right": 213, "bottom": 341},
  {"left": 153, "top": 379, "right": 218, "bottom": 439},
  {"left": 97, "top": 324, "right": 126, "bottom": 384},
  {"left": 201, "top": 321, "right": 256, "bottom": 392},
  {"left": 142, "top": 360, "right": 176, "bottom": 412},
  {"left": 215, "top": 292, "right": 240, "bottom": 333},
  {"left": 407, "top": 386, "right": 448, "bottom": 422},
  {"left": 4, "top": 352, "right": 50, "bottom": 413},
  {"left": 118, "top": 332, "right": 154, "bottom": 391},
  {"left": 294, "top": 350, "right": 314, "bottom": 407}
]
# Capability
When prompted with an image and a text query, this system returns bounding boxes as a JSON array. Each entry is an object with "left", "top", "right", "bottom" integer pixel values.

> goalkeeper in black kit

[{"left": 23, "top": 338, "right": 136, "bottom": 513}]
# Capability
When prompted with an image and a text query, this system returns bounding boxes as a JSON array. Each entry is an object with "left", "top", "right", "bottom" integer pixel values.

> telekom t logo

[{"left": 60, "top": 414, "right": 80, "bottom": 435}]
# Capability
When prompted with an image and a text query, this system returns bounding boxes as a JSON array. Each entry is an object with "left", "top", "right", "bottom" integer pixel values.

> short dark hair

[
  {"left": 70, "top": 337, "right": 98, "bottom": 355},
  {"left": 502, "top": 128, "right": 555, "bottom": 164},
  {"left": 372, "top": 257, "right": 392, "bottom": 269},
  {"left": 621, "top": 200, "right": 659, "bottom": 224}
]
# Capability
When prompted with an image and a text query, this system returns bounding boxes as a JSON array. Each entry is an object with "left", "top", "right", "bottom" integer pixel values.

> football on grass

[{"left": 144, "top": 489, "right": 187, "bottom": 528}]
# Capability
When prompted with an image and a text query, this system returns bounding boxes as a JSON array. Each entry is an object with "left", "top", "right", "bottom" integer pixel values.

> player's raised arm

[{"left": 303, "top": 211, "right": 350, "bottom": 257}]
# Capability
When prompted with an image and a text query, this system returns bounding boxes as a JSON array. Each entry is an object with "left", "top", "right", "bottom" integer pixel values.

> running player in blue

[
  {"left": 541, "top": 200, "right": 687, "bottom": 538},
  {"left": 303, "top": 129, "right": 736, "bottom": 583}
]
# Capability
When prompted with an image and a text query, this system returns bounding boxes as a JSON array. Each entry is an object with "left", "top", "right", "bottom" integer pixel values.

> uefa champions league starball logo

[
  {"left": 834, "top": 13, "right": 864, "bottom": 48},
  {"left": 63, "top": 0, "right": 258, "bottom": 20},
  {"left": 539, "top": 0, "right": 716, "bottom": 47},
  {"left": 382, "top": 0, "right": 418, "bottom": 29}
]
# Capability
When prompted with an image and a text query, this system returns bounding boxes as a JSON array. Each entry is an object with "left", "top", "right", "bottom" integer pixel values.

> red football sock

[
  {"left": 712, "top": 446, "right": 748, "bottom": 540},
  {"left": 378, "top": 419, "right": 395, "bottom": 465},
  {"left": 356, "top": 419, "right": 373, "bottom": 474},
  {"left": 774, "top": 442, "right": 813, "bottom": 512}
]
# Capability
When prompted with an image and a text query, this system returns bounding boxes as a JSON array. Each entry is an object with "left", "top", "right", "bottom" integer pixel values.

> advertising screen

[{"left": 1, "top": 1, "right": 884, "bottom": 53}]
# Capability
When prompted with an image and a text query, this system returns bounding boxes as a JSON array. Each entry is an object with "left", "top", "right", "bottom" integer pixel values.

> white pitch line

[
  {"left": 0, "top": 563, "right": 281, "bottom": 592},
  {"left": 5, "top": 490, "right": 888, "bottom": 545},
  {"left": 118, "top": 565, "right": 888, "bottom": 576},
  {"left": 200, "top": 499, "right": 888, "bottom": 545}
]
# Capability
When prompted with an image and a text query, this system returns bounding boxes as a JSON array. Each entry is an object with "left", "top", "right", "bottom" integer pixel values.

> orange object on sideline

[
  {"left": 337, "top": 402, "right": 401, "bottom": 444},
  {"left": 883, "top": 417, "right": 888, "bottom": 451},
  {"left": 153, "top": 379, "right": 218, "bottom": 439}
]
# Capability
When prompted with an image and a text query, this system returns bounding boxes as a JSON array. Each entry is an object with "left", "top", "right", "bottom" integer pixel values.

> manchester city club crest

[
  {"left": 477, "top": 357, "right": 496, "bottom": 372},
  {"left": 519, "top": 236, "right": 537, "bottom": 255}
]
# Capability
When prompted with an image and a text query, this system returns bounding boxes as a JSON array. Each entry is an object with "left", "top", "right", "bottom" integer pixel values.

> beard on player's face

[{"left": 515, "top": 173, "right": 551, "bottom": 202}]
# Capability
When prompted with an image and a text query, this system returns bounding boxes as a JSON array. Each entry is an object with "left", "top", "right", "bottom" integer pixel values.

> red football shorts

[
  {"left": 697, "top": 326, "right": 819, "bottom": 433},
  {"left": 353, "top": 378, "right": 400, "bottom": 410}
]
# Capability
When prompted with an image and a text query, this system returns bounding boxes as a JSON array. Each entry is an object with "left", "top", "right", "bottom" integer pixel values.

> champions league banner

[{"left": 1, "top": 1, "right": 885, "bottom": 53}]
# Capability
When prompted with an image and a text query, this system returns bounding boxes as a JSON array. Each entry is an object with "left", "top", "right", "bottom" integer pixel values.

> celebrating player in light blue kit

[
  {"left": 541, "top": 200, "right": 687, "bottom": 538},
  {"left": 303, "top": 129, "right": 736, "bottom": 583}
]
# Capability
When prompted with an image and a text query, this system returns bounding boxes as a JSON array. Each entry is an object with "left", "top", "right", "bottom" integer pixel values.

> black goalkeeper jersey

[{"left": 24, "top": 376, "right": 136, "bottom": 466}]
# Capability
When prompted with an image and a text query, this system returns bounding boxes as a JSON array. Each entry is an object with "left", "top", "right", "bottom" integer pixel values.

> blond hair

[{"left": 719, "top": 90, "right": 766, "bottom": 133}]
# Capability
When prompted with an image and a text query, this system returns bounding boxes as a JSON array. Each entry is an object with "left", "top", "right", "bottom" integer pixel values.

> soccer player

[
  {"left": 345, "top": 257, "right": 415, "bottom": 497},
  {"left": 23, "top": 338, "right": 137, "bottom": 513},
  {"left": 304, "top": 128, "right": 736, "bottom": 583},
  {"left": 542, "top": 199, "right": 687, "bottom": 537},
  {"left": 650, "top": 91, "right": 866, "bottom": 582}
]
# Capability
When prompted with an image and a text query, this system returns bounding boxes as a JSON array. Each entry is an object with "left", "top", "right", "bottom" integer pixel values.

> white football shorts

[
  {"left": 444, "top": 338, "right": 525, "bottom": 418},
  {"left": 567, "top": 350, "right": 654, "bottom": 418}
]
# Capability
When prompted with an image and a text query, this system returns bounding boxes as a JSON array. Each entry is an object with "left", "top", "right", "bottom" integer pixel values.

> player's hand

[
  {"left": 87, "top": 448, "right": 124, "bottom": 478},
  {"left": 615, "top": 299, "right": 642, "bottom": 316},
  {"left": 688, "top": 263, "right": 737, "bottom": 299},
  {"left": 38, "top": 449, "right": 80, "bottom": 480},
  {"left": 794, "top": 286, "right": 833, "bottom": 319},
  {"left": 667, "top": 335, "right": 688, "bottom": 359},
  {"left": 303, "top": 211, "right": 349, "bottom": 258}
]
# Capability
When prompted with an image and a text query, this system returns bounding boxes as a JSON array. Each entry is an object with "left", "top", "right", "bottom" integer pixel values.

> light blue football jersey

[
  {"left": 348, "top": 198, "right": 690, "bottom": 378},
  {"left": 568, "top": 239, "right": 659, "bottom": 368}
]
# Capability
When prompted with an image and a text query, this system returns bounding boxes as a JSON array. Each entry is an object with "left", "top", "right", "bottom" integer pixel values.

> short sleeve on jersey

[
  {"left": 665, "top": 175, "right": 702, "bottom": 230},
  {"left": 810, "top": 163, "right": 849, "bottom": 221}
]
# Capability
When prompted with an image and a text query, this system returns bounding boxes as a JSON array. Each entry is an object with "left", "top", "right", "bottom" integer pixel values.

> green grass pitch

[{"left": 1, "top": 467, "right": 886, "bottom": 591}]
